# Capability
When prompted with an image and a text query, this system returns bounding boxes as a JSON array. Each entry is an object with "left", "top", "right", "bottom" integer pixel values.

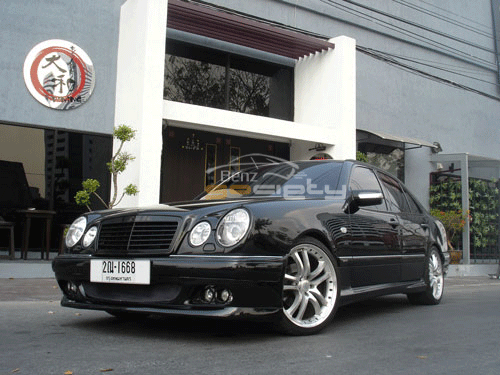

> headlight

[
  {"left": 216, "top": 209, "right": 250, "bottom": 247},
  {"left": 189, "top": 221, "right": 211, "bottom": 247},
  {"left": 65, "top": 216, "right": 87, "bottom": 248},
  {"left": 82, "top": 226, "right": 98, "bottom": 248}
]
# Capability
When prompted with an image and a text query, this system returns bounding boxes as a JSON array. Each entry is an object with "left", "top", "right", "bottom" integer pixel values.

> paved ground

[
  {"left": 0, "top": 276, "right": 499, "bottom": 375},
  {"left": 0, "top": 275, "right": 498, "bottom": 302},
  {"left": 0, "top": 278, "right": 61, "bottom": 301}
]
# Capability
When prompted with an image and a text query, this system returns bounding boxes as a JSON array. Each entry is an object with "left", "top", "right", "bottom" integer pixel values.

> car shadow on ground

[
  {"left": 335, "top": 294, "right": 413, "bottom": 323},
  {"left": 62, "top": 294, "right": 416, "bottom": 340}
]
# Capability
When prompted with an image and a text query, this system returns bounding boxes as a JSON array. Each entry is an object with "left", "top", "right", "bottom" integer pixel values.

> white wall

[
  {"left": 294, "top": 36, "right": 356, "bottom": 161},
  {"left": 404, "top": 147, "right": 433, "bottom": 207},
  {"left": 164, "top": 101, "right": 332, "bottom": 144}
]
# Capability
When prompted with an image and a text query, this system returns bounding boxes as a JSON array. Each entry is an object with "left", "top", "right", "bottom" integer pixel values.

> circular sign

[
  {"left": 23, "top": 39, "right": 95, "bottom": 110},
  {"left": 310, "top": 153, "right": 333, "bottom": 160}
]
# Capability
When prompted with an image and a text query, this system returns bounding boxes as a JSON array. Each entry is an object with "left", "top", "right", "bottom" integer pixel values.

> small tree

[
  {"left": 75, "top": 125, "right": 139, "bottom": 211},
  {"left": 356, "top": 151, "right": 368, "bottom": 163}
]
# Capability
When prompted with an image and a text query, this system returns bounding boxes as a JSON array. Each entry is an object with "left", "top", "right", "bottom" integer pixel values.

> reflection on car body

[{"left": 53, "top": 160, "right": 449, "bottom": 335}]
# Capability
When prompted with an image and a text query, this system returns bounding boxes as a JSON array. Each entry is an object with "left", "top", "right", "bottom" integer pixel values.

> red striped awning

[{"left": 167, "top": 0, "right": 334, "bottom": 59}]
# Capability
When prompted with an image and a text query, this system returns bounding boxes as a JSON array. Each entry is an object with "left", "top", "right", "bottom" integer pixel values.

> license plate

[{"left": 90, "top": 259, "right": 150, "bottom": 285}]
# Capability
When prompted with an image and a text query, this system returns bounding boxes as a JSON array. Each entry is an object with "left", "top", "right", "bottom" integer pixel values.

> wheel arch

[
  {"left": 293, "top": 230, "right": 339, "bottom": 265},
  {"left": 428, "top": 236, "right": 447, "bottom": 266}
]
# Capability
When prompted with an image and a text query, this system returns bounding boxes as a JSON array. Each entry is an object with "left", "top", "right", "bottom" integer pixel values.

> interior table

[{"left": 17, "top": 209, "right": 56, "bottom": 260}]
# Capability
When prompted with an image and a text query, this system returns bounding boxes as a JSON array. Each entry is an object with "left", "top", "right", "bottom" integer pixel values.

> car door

[
  {"left": 348, "top": 166, "right": 401, "bottom": 287},
  {"left": 398, "top": 185, "right": 428, "bottom": 281},
  {"left": 375, "top": 172, "right": 427, "bottom": 282}
]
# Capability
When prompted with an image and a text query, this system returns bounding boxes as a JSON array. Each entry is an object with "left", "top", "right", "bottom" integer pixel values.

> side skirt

[{"left": 339, "top": 280, "right": 426, "bottom": 306}]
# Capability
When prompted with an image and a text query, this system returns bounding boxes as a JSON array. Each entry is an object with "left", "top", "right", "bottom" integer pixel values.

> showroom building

[{"left": 1, "top": 0, "right": 500, "bottom": 271}]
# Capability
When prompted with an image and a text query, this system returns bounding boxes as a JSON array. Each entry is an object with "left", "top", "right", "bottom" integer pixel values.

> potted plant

[
  {"left": 430, "top": 209, "right": 469, "bottom": 263},
  {"left": 75, "top": 124, "right": 138, "bottom": 211}
]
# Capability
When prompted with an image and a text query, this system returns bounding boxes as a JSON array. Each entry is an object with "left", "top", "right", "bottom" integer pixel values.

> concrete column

[
  {"left": 293, "top": 36, "right": 356, "bottom": 161},
  {"left": 461, "top": 153, "right": 471, "bottom": 264},
  {"left": 113, "top": 0, "right": 168, "bottom": 207}
]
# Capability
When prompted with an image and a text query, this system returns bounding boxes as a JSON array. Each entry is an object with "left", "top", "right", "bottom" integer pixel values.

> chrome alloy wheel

[
  {"left": 429, "top": 250, "right": 444, "bottom": 300},
  {"left": 282, "top": 243, "right": 338, "bottom": 329},
  {"left": 407, "top": 247, "right": 444, "bottom": 305}
]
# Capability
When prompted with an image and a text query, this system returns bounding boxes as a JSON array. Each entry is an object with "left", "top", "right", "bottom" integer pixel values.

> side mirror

[{"left": 345, "top": 190, "right": 383, "bottom": 213}]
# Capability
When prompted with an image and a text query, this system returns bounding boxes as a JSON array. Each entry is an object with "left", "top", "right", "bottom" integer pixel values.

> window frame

[
  {"left": 348, "top": 166, "right": 388, "bottom": 212},
  {"left": 376, "top": 171, "right": 411, "bottom": 213}
]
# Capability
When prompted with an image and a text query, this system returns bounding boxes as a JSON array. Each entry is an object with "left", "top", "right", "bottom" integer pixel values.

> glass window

[
  {"left": 403, "top": 187, "right": 423, "bottom": 214},
  {"left": 205, "top": 144, "right": 217, "bottom": 188},
  {"left": 0, "top": 123, "right": 111, "bottom": 214},
  {"left": 229, "top": 67, "right": 270, "bottom": 116},
  {"left": 229, "top": 147, "right": 240, "bottom": 175},
  {"left": 349, "top": 167, "right": 387, "bottom": 211},
  {"left": 357, "top": 144, "right": 405, "bottom": 182},
  {"left": 377, "top": 172, "right": 409, "bottom": 213},
  {"left": 164, "top": 55, "right": 226, "bottom": 109},
  {"left": 0, "top": 123, "right": 112, "bottom": 250},
  {"left": 164, "top": 40, "right": 292, "bottom": 120}
]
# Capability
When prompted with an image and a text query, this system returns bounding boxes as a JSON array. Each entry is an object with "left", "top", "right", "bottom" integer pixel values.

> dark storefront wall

[
  {"left": 0, "top": 122, "right": 112, "bottom": 250},
  {"left": 160, "top": 125, "right": 290, "bottom": 202}
]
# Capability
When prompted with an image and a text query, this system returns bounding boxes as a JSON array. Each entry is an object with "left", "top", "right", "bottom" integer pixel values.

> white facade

[{"left": 115, "top": 0, "right": 356, "bottom": 208}]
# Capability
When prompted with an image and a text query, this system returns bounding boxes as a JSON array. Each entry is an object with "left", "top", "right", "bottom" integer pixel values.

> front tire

[
  {"left": 278, "top": 237, "right": 340, "bottom": 335},
  {"left": 407, "top": 248, "right": 444, "bottom": 305}
]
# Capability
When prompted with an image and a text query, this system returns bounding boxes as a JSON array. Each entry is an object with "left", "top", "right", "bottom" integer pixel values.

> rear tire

[
  {"left": 407, "top": 248, "right": 444, "bottom": 305},
  {"left": 278, "top": 237, "right": 340, "bottom": 335}
]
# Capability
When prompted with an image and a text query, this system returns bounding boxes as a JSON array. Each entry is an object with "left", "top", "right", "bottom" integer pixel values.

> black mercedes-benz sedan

[{"left": 53, "top": 160, "right": 449, "bottom": 335}]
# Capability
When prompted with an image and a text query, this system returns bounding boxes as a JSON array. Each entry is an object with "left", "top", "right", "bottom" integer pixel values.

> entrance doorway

[{"left": 160, "top": 125, "right": 290, "bottom": 202}]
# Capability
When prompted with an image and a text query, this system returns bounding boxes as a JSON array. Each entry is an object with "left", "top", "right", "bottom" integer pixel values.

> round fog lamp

[
  {"left": 218, "top": 289, "right": 232, "bottom": 303},
  {"left": 203, "top": 286, "right": 215, "bottom": 303}
]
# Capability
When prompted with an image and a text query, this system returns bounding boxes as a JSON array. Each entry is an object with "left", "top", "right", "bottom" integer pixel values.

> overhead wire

[
  {"left": 415, "top": 0, "right": 494, "bottom": 32},
  {"left": 357, "top": 46, "right": 500, "bottom": 102},
  {"left": 360, "top": 47, "right": 500, "bottom": 88},
  {"left": 377, "top": 52, "right": 494, "bottom": 76},
  {"left": 392, "top": 0, "right": 493, "bottom": 39},
  {"left": 320, "top": 0, "right": 496, "bottom": 68},
  {"left": 341, "top": 0, "right": 495, "bottom": 53}
]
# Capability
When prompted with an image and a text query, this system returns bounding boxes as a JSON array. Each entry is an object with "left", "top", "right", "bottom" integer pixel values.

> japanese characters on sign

[{"left": 23, "top": 39, "right": 95, "bottom": 110}]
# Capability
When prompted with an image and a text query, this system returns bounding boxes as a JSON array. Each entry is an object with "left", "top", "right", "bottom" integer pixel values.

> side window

[
  {"left": 349, "top": 167, "right": 387, "bottom": 211},
  {"left": 377, "top": 172, "right": 409, "bottom": 213},
  {"left": 403, "top": 187, "right": 423, "bottom": 214}
]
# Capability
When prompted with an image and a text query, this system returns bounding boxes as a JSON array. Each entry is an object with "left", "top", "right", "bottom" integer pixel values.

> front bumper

[
  {"left": 52, "top": 254, "right": 285, "bottom": 317},
  {"left": 443, "top": 251, "right": 450, "bottom": 275},
  {"left": 61, "top": 297, "right": 280, "bottom": 318}
]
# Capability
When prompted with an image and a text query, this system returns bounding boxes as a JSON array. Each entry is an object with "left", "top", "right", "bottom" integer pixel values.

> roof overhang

[
  {"left": 167, "top": 0, "right": 335, "bottom": 59},
  {"left": 431, "top": 153, "right": 500, "bottom": 169},
  {"left": 357, "top": 129, "right": 439, "bottom": 151}
]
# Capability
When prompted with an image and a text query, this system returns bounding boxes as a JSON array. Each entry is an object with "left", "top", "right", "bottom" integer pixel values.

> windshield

[{"left": 199, "top": 161, "right": 344, "bottom": 200}]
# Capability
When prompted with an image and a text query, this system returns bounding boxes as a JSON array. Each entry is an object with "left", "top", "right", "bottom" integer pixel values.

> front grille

[{"left": 97, "top": 216, "right": 179, "bottom": 255}]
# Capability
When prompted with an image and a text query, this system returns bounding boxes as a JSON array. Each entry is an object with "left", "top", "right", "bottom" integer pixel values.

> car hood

[{"left": 82, "top": 198, "right": 283, "bottom": 222}]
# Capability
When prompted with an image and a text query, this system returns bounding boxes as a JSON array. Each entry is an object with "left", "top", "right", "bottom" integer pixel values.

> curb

[{"left": 0, "top": 260, "right": 54, "bottom": 279}]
